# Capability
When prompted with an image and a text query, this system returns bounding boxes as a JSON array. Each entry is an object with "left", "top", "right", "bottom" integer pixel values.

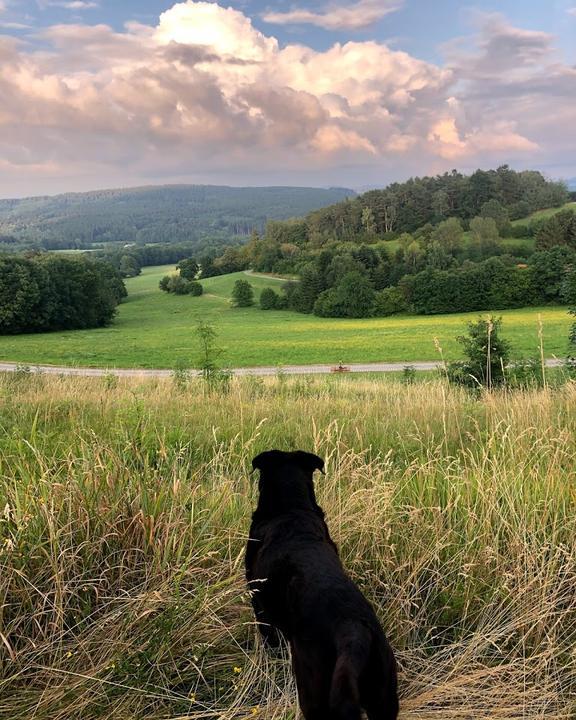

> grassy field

[
  {"left": 511, "top": 201, "right": 576, "bottom": 226},
  {"left": 0, "top": 265, "right": 572, "bottom": 369},
  {"left": 377, "top": 202, "right": 576, "bottom": 255},
  {"left": 0, "top": 372, "right": 574, "bottom": 719}
]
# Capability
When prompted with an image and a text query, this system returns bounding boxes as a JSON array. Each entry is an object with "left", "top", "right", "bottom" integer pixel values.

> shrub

[
  {"left": 232, "top": 280, "right": 254, "bottom": 307},
  {"left": 196, "top": 322, "right": 231, "bottom": 394},
  {"left": 159, "top": 275, "right": 172, "bottom": 292},
  {"left": 447, "top": 316, "right": 511, "bottom": 389},
  {"left": 506, "top": 357, "right": 546, "bottom": 389},
  {"left": 313, "top": 272, "right": 375, "bottom": 318},
  {"left": 159, "top": 275, "right": 203, "bottom": 296},
  {"left": 260, "top": 288, "right": 279, "bottom": 310},
  {"left": 170, "top": 276, "right": 193, "bottom": 295},
  {"left": 373, "top": 287, "right": 406, "bottom": 316}
]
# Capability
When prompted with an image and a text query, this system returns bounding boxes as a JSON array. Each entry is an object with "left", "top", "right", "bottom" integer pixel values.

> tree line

[
  {"left": 0, "top": 185, "right": 352, "bottom": 250},
  {"left": 198, "top": 166, "right": 573, "bottom": 318},
  {"left": 0, "top": 254, "right": 125, "bottom": 334}
]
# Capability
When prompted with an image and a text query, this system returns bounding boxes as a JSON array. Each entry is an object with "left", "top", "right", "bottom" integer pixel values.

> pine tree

[{"left": 448, "top": 317, "right": 510, "bottom": 389}]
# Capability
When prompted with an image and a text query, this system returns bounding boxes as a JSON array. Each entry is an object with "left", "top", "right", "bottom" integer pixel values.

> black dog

[{"left": 246, "top": 450, "right": 398, "bottom": 720}]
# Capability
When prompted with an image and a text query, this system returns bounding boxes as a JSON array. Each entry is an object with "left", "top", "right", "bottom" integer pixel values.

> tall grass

[{"left": 0, "top": 372, "right": 575, "bottom": 719}]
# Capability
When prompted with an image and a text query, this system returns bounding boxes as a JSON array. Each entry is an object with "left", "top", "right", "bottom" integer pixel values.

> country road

[{"left": 0, "top": 359, "right": 564, "bottom": 378}]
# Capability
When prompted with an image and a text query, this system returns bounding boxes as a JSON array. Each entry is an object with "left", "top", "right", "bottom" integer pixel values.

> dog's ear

[{"left": 293, "top": 451, "right": 325, "bottom": 475}]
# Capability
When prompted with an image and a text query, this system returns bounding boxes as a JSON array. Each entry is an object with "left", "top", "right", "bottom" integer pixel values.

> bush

[
  {"left": 171, "top": 276, "right": 194, "bottom": 295},
  {"left": 232, "top": 280, "right": 254, "bottom": 307},
  {"left": 189, "top": 281, "right": 203, "bottom": 297},
  {"left": 260, "top": 287, "right": 279, "bottom": 310},
  {"left": 159, "top": 275, "right": 172, "bottom": 292},
  {"left": 313, "top": 272, "right": 375, "bottom": 318},
  {"left": 506, "top": 357, "right": 546, "bottom": 389},
  {"left": 159, "top": 275, "right": 203, "bottom": 296},
  {"left": 447, "top": 316, "right": 511, "bottom": 389},
  {"left": 373, "top": 287, "right": 406, "bottom": 316}
]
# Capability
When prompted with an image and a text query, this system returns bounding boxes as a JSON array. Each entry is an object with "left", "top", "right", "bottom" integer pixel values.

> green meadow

[{"left": 0, "top": 264, "right": 571, "bottom": 368}]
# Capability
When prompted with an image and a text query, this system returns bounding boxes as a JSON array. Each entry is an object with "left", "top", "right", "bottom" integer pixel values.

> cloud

[
  {"left": 156, "top": 1, "right": 277, "bottom": 60},
  {"left": 0, "top": 21, "right": 32, "bottom": 28},
  {"left": 262, "top": 0, "right": 403, "bottom": 31},
  {"left": 40, "top": 1, "right": 99, "bottom": 9},
  {"left": 0, "top": 2, "right": 574, "bottom": 194}
]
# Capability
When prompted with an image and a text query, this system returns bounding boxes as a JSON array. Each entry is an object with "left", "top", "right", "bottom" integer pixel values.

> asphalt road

[{"left": 0, "top": 359, "right": 563, "bottom": 378}]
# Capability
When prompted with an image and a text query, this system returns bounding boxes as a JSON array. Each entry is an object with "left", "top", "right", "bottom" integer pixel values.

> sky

[{"left": 0, "top": 0, "right": 575, "bottom": 197}]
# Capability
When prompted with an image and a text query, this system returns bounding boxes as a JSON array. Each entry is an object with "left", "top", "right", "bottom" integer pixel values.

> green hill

[{"left": 0, "top": 184, "right": 354, "bottom": 250}]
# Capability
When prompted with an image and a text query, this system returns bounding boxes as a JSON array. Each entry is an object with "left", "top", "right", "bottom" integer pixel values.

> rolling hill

[{"left": 0, "top": 184, "right": 354, "bottom": 250}]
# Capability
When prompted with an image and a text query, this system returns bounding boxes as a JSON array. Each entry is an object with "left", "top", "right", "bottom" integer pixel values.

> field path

[
  {"left": 0, "top": 359, "right": 563, "bottom": 378},
  {"left": 243, "top": 270, "right": 296, "bottom": 282}
]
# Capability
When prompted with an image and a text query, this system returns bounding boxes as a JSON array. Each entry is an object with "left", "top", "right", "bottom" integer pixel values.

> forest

[
  {"left": 202, "top": 166, "right": 576, "bottom": 317},
  {"left": 0, "top": 254, "right": 125, "bottom": 334},
  {"left": 0, "top": 185, "right": 353, "bottom": 252}
]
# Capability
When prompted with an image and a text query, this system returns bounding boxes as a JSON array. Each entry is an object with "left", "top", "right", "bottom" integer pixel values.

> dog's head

[
  {"left": 252, "top": 450, "right": 324, "bottom": 476},
  {"left": 251, "top": 450, "right": 325, "bottom": 516}
]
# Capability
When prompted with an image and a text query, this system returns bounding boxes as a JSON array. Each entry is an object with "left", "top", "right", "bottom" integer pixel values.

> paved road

[{"left": 0, "top": 359, "right": 564, "bottom": 378}]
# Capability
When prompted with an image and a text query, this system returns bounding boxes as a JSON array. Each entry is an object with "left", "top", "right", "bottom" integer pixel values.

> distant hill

[
  {"left": 0, "top": 184, "right": 354, "bottom": 251},
  {"left": 567, "top": 178, "right": 576, "bottom": 191}
]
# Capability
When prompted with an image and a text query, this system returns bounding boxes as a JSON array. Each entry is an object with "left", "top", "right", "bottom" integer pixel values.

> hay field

[{"left": 0, "top": 372, "right": 575, "bottom": 719}]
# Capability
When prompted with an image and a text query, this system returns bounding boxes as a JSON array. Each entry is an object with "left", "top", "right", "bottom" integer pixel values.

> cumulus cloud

[
  {"left": 0, "top": 2, "right": 573, "bottom": 194},
  {"left": 261, "top": 0, "right": 403, "bottom": 31}
]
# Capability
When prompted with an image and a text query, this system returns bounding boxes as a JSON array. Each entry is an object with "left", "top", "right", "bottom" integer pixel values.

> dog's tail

[{"left": 328, "top": 623, "right": 371, "bottom": 720}]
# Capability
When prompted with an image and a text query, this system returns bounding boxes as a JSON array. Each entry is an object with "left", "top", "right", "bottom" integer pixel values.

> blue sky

[
  {"left": 5, "top": 0, "right": 575, "bottom": 62},
  {"left": 0, "top": 0, "right": 575, "bottom": 195}
]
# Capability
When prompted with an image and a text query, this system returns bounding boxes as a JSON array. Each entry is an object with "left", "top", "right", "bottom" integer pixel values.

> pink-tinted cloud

[
  {"left": 262, "top": 0, "right": 403, "bottom": 31},
  {"left": 0, "top": 2, "right": 573, "bottom": 195}
]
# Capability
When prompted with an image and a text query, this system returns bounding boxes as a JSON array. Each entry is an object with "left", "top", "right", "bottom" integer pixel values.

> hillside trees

[
  {"left": 529, "top": 246, "right": 576, "bottom": 302},
  {"left": 535, "top": 210, "right": 576, "bottom": 250},
  {"left": 314, "top": 272, "right": 375, "bottom": 318},
  {"left": 0, "top": 185, "right": 353, "bottom": 249},
  {"left": 480, "top": 199, "right": 510, "bottom": 233},
  {"left": 0, "top": 255, "right": 125, "bottom": 334},
  {"left": 469, "top": 216, "right": 500, "bottom": 259},
  {"left": 118, "top": 254, "right": 141, "bottom": 278},
  {"left": 247, "top": 166, "right": 567, "bottom": 250}
]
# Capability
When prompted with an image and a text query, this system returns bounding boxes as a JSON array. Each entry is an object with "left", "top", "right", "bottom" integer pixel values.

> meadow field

[
  {"left": 0, "top": 371, "right": 575, "bottom": 719},
  {"left": 0, "top": 264, "right": 572, "bottom": 369}
]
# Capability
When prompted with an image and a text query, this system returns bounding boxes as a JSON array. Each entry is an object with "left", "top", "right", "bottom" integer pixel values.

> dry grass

[{"left": 0, "top": 372, "right": 575, "bottom": 719}]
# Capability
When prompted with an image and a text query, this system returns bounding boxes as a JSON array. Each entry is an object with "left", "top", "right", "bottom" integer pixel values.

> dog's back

[{"left": 246, "top": 450, "right": 398, "bottom": 720}]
